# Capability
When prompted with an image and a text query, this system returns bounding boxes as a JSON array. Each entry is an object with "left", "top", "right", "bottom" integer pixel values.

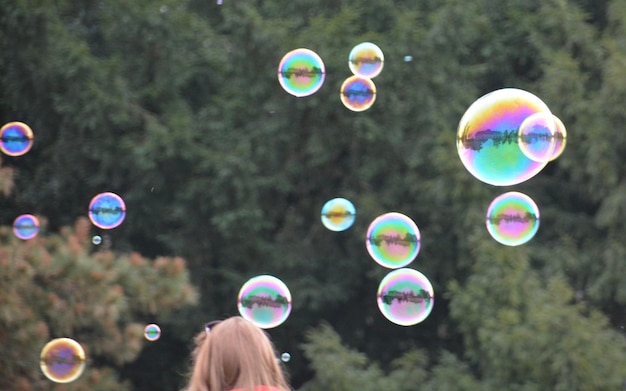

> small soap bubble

[
  {"left": 340, "top": 75, "right": 376, "bottom": 112},
  {"left": 0, "top": 121, "right": 34, "bottom": 156},
  {"left": 278, "top": 48, "right": 326, "bottom": 97},
  {"left": 403, "top": 55, "right": 413, "bottom": 62},
  {"left": 13, "top": 214, "right": 40, "bottom": 240},
  {"left": 486, "top": 191, "right": 540, "bottom": 246},
  {"left": 549, "top": 115, "right": 567, "bottom": 161},
  {"left": 144, "top": 324, "right": 161, "bottom": 341},
  {"left": 517, "top": 112, "right": 557, "bottom": 162},
  {"left": 366, "top": 212, "right": 421, "bottom": 269},
  {"left": 238, "top": 275, "right": 292, "bottom": 329},
  {"left": 457, "top": 88, "right": 552, "bottom": 186},
  {"left": 88, "top": 192, "right": 126, "bottom": 229},
  {"left": 377, "top": 268, "right": 434, "bottom": 326},
  {"left": 321, "top": 198, "right": 356, "bottom": 231},
  {"left": 92, "top": 235, "right": 102, "bottom": 245},
  {"left": 280, "top": 352, "right": 291, "bottom": 362},
  {"left": 40, "top": 338, "right": 86, "bottom": 383},
  {"left": 348, "top": 42, "right": 384, "bottom": 79}
]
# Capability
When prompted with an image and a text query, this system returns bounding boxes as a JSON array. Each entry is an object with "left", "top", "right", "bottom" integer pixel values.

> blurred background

[{"left": 1, "top": 0, "right": 625, "bottom": 390}]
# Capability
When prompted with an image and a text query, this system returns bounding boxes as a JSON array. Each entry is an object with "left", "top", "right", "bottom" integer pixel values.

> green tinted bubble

[
  {"left": 366, "top": 212, "right": 421, "bottom": 269},
  {"left": 377, "top": 268, "right": 434, "bottom": 326}
]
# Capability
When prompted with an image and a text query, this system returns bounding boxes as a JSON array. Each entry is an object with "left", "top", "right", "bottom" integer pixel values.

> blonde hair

[{"left": 184, "top": 316, "right": 291, "bottom": 391}]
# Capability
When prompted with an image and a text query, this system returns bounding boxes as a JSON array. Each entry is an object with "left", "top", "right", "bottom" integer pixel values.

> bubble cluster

[
  {"left": 40, "top": 338, "right": 86, "bottom": 383},
  {"left": 517, "top": 112, "right": 556, "bottom": 162},
  {"left": 457, "top": 88, "right": 552, "bottom": 186},
  {"left": 13, "top": 214, "right": 40, "bottom": 240},
  {"left": 549, "top": 115, "right": 567, "bottom": 161},
  {"left": 321, "top": 198, "right": 356, "bottom": 231},
  {"left": 486, "top": 191, "right": 540, "bottom": 246},
  {"left": 0, "top": 121, "right": 34, "bottom": 156},
  {"left": 278, "top": 48, "right": 326, "bottom": 97},
  {"left": 366, "top": 212, "right": 421, "bottom": 269},
  {"left": 144, "top": 324, "right": 161, "bottom": 341},
  {"left": 340, "top": 76, "right": 377, "bottom": 112},
  {"left": 377, "top": 268, "right": 434, "bottom": 326},
  {"left": 88, "top": 192, "right": 126, "bottom": 229},
  {"left": 238, "top": 275, "right": 292, "bottom": 329},
  {"left": 348, "top": 42, "right": 384, "bottom": 79}
]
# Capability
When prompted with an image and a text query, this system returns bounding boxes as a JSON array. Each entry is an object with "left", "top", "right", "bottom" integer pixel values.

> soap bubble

[
  {"left": 377, "top": 268, "right": 434, "bottom": 326},
  {"left": 549, "top": 115, "right": 567, "bottom": 161},
  {"left": 366, "top": 212, "right": 421, "bottom": 269},
  {"left": 340, "top": 75, "right": 376, "bottom": 112},
  {"left": 280, "top": 352, "right": 291, "bottom": 362},
  {"left": 278, "top": 48, "right": 325, "bottom": 97},
  {"left": 486, "top": 191, "right": 540, "bottom": 246},
  {"left": 321, "top": 198, "right": 356, "bottom": 231},
  {"left": 348, "top": 42, "right": 384, "bottom": 79},
  {"left": 517, "top": 112, "right": 557, "bottom": 162},
  {"left": 457, "top": 88, "right": 552, "bottom": 186},
  {"left": 144, "top": 324, "right": 161, "bottom": 341},
  {"left": 40, "top": 338, "right": 86, "bottom": 383},
  {"left": 238, "top": 275, "right": 292, "bottom": 329},
  {"left": 92, "top": 235, "right": 102, "bottom": 245},
  {"left": 88, "top": 192, "right": 126, "bottom": 229},
  {"left": 13, "top": 214, "right": 40, "bottom": 240},
  {"left": 0, "top": 121, "right": 34, "bottom": 156}
]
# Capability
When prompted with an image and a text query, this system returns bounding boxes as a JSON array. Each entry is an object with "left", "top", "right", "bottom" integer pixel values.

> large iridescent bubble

[
  {"left": 457, "top": 88, "right": 552, "bottom": 186},
  {"left": 13, "top": 214, "right": 40, "bottom": 240},
  {"left": 377, "top": 268, "right": 434, "bottom": 326},
  {"left": 238, "top": 275, "right": 292, "bottom": 329},
  {"left": 366, "top": 212, "right": 421, "bottom": 269},
  {"left": 88, "top": 192, "right": 126, "bottom": 229},
  {"left": 0, "top": 121, "right": 34, "bottom": 156},
  {"left": 486, "top": 191, "right": 540, "bottom": 246},
  {"left": 340, "top": 75, "right": 377, "bottom": 112},
  {"left": 348, "top": 42, "right": 384, "bottom": 79},
  {"left": 277, "top": 48, "right": 326, "bottom": 97},
  {"left": 321, "top": 198, "right": 356, "bottom": 231},
  {"left": 40, "top": 338, "right": 86, "bottom": 383}
]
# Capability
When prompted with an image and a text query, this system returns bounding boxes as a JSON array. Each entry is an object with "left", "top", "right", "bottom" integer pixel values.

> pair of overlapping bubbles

[
  {"left": 456, "top": 88, "right": 567, "bottom": 187},
  {"left": 0, "top": 121, "right": 34, "bottom": 156},
  {"left": 342, "top": 42, "right": 384, "bottom": 112},
  {"left": 237, "top": 274, "right": 292, "bottom": 329},
  {"left": 367, "top": 212, "right": 434, "bottom": 326},
  {"left": 276, "top": 42, "right": 384, "bottom": 112}
]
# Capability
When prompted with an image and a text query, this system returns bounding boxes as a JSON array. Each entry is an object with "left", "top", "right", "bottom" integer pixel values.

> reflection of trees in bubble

[
  {"left": 1, "top": 134, "right": 31, "bottom": 142},
  {"left": 279, "top": 67, "right": 324, "bottom": 79},
  {"left": 42, "top": 353, "right": 83, "bottom": 366},
  {"left": 322, "top": 211, "right": 354, "bottom": 218},
  {"left": 90, "top": 206, "right": 125, "bottom": 215},
  {"left": 458, "top": 127, "right": 521, "bottom": 151},
  {"left": 342, "top": 88, "right": 375, "bottom": 98},
  {"left": 487, "top": 212, "right": 538, "bottom": 225},
  {"left": 240, "top": 294, "right": 289, "bottom": 309},
  {"left": 350, "top": 56, "right": 381, "bottom": 65},
  {"left": 368, "top": 233, "right": 418, "bottom": 247},
  {"left": 379, "top": 289, "right": 432, "bottom": 305}
]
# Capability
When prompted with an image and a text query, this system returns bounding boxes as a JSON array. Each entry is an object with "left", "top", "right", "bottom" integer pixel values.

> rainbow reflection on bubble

[
  {"left": 457, "top": 88, "right": 552, "bottom": 186},
  {"left": 348, "top": 42, "right": 384, "bottom": 79},
  {"left": 340, "top": 75, "right": 376, "bottom": 112},
  {"left": 144, "top": 324, "right": 161, "bottom": 341},
  {"left": 40, "top": 338, "right": 86, "bottom": 383},
  {"left": 278, "top": 48, "right": 326, "bottom": 97},
  {"left": 0, "top": 121, "right": 34, "bottom": 156},
  {"left": 486, "top": 191, "right": 540, "bottom": 246},
  {"left": 549, "top": 115, "right": 567, "bottom": 161},
  {"left": 88, "top": 192, "right": 126, "bottom": 229},
  {"left": 366, "top": 212, "right": 421, "bottom": 269},
  {"left": 238, "top": 275, "right": 292, "bottom": 329},
  {"left": 321, "top": 198, "right": 356, "bottom": 231},
  {"left": 13, "top": 214, "right": 40, "bottom": 240},
  {"left": 377, "top": 268, "right": 434, "bottom": 326},
  {"left": 518, "top": 112, "right": 556, "bottom": 162}
]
